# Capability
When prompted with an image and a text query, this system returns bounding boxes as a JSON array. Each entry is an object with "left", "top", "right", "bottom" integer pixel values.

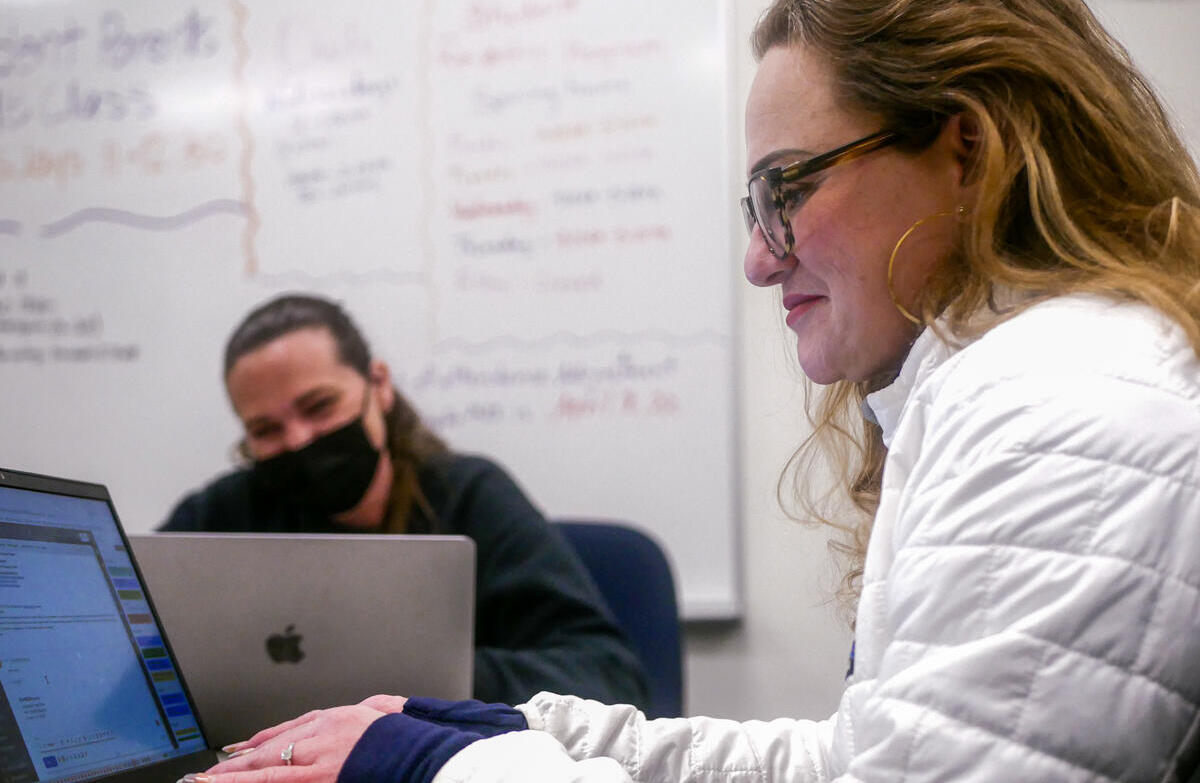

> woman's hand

[{"left": 184, "top": 696, "right": 408, "bottom": 783}]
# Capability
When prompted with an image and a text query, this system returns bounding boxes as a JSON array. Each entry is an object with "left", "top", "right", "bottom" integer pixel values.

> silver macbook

[
  {"left": 0, "top": 467, "right": 219, "bottom": 783},
  {"left": 129, "top": 533, "right": 474, "bottom": 748}
]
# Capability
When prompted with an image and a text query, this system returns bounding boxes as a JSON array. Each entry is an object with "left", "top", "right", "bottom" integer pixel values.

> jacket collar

[
  {"left": 863, "top": 326, "right": 958, "bottom": 448},
  {"left": 863, "top": 289, "right": 1035, "bottom": 447}
]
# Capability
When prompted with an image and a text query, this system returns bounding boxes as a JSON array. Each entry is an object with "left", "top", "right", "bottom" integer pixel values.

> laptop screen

[{"left": 0, "top": 474, "right": 209, "bottom": 783}]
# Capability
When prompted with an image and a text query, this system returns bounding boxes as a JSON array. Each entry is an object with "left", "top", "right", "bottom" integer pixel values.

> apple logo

[{"left": 265, "top": 624, "right": 304, "bottom": 663}]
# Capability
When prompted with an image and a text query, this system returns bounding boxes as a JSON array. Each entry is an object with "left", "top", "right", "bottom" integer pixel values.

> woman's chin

[{"left": 795, "top": 351, "right": 842, "bottom": 386}]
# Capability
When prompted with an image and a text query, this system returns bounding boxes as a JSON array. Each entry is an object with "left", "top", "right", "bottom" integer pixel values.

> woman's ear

[
  {"left": 944, "top": 112, "right": 982, "bottom": 186},
  {"left": 369, "top": 359, "right": 395, "bottom": 414},
  {"left": 232, "top": 438, "right": 253, "bottom": 465}
]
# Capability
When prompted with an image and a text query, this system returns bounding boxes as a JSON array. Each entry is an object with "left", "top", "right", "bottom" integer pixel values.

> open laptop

[
  {"left": 0, "top": 467, "right": 217, "bottom": 783},
  {"left": 128, "top": 532, "right": 475, "bottom": 748}
]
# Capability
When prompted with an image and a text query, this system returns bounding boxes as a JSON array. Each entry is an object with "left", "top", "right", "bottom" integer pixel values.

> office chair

[{"left": 556, "top": 520, "right": 684, "bottom": 718}]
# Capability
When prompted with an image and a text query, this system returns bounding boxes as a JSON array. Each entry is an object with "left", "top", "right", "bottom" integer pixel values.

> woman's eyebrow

[
  {"left": 294, "top": 386, "right": 341, "bottom": 408},
  {"left": 242, "top": 413, "right": 275, "bottom": 430},
  {"left": 748, "top": 148, "right": 815, "bottom": 175}
]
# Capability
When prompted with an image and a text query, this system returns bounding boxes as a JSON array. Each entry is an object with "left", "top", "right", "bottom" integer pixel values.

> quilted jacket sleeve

[
  {"left": 432, "top": 693, "right": 838, "bottom": 783},
  {"left": 842, "top": 340, "right": 1200, "bottom": 781}
]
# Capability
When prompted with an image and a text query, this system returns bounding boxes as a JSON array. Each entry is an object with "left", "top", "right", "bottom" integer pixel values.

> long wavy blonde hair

[{"left": 753, "top": 0, "right": 1200, "bottom": 617}]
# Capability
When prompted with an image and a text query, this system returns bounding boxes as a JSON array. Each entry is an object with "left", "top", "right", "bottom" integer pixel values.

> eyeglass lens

[{"left": 748, "top": 175, "right": 790, "bottom": 258}]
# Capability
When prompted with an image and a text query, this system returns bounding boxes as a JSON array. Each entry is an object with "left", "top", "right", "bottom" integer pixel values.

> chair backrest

[{"left": 556, "top": 520, "right": 684, "bottom": 718}]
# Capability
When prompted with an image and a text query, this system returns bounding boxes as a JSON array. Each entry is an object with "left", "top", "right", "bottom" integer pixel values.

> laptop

[
  {"left": 0, "top": 467, "right": 218, "bottom": 783},
  {"left": 128, "top": 532, "right": 475, "bottom": 748}
]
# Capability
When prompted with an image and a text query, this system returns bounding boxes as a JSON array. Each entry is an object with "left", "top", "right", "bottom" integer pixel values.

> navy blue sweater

[{"left": 337, "top": 698, "right": 528, "bottom": 783}]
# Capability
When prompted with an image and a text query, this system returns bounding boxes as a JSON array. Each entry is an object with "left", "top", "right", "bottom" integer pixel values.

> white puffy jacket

[{"left": 434, "top": 295, "right": 1200, "bottom": 782}]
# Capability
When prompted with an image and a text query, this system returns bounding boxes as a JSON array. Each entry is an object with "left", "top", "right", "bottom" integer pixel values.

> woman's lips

[{"left": 783, "top": 294, "right": 825, "bottom": 328}]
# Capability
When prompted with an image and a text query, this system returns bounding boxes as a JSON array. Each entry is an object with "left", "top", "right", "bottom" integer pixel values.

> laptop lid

[
  {"left": 0, "top": 468, "right": 217, "bottom": 783},
  {"left": 128, "top": 533, "right": 474, "bottom": 748}
]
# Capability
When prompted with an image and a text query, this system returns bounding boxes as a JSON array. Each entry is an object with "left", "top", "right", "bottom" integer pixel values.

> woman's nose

[
  {"left": 743, "top": 228, "right": 793, "bottom": 287},
  {"left": 281, "top": 421, "right": 317, "bottom": 452}
]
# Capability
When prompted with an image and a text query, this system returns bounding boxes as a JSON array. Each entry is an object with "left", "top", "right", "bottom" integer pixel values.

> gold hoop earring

[{"left": 887, "top": 205, "right": 965, "bottom": 325}]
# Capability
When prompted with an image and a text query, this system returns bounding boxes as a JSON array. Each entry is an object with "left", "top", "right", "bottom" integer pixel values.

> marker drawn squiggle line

[
  {"left": 39, "top": 199, "right": 247, "bottom": 239},
  {"left": 434, "top": 330, "right": 730, "bottom": 353},
  {"left": 0, "top": 220, "right": 21, "bottom": 236}
]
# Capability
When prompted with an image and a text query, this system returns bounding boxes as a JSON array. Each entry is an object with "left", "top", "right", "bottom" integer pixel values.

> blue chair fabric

[{"left": 556, "top": 520, "right": 684, "bottom": 718}]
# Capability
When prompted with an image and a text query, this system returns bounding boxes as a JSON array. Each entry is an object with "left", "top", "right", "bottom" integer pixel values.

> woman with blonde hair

[{"left": 185, "top": 0, "right": 1200, "bottom": 780}]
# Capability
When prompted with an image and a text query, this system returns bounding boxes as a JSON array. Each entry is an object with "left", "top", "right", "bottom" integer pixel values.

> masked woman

[{"left": 161, "top": 293, "right": 649, "bottom": 710}]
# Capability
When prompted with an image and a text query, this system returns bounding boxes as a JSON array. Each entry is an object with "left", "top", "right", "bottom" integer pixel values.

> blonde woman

[{"left": 188, "top": 1, "right": 1200, "bottom": 780}]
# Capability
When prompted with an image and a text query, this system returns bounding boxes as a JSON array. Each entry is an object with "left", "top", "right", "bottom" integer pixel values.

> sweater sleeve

[
  {"left": 401, "top": 697, "right": 528, "bottom": 736},
  {"left": 438, "top": 457, "right": 650, "bottom": 709},
  {"left": 337, "top": 713, "right": 483, "bottom": 783},
  {"left": 336, "top": 699, "right": 530, "bottom": 783}
]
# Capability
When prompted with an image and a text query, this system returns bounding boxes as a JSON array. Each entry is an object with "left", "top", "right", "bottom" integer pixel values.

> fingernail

[
  {"left": 221, "top": 743, "right": 247, "bottom": 753},
  {"left": 181, "top": 775, "right": 213, "bottom": 783},
  {"left": 226, "top": 747, "right": 255, "bottom": 759}
]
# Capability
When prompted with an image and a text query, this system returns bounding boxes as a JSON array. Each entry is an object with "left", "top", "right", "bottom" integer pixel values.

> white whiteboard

[
  {"left": 1089, "top": 0, "right": 1200, "bottom": 160},
  {"left": 0, "top": 0, "right": 740, "bottom": 618}
]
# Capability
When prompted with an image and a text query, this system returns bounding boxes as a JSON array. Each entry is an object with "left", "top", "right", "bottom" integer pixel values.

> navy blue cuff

[
  {"left": 402, "top": 697, "right": 528, "bottom": 738},
  {"left": 336, "top": 712, "right": 481, "bottom": 783}
]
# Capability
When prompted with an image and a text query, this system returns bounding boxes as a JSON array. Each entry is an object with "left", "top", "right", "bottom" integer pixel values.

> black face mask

[{"left": 250, "top": 417, "right": 382, "bottom": 516}]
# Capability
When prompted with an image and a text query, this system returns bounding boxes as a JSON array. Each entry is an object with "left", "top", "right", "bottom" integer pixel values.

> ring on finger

[{"left": 281, "top": 742, "right": 295, "bottom": 766}]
